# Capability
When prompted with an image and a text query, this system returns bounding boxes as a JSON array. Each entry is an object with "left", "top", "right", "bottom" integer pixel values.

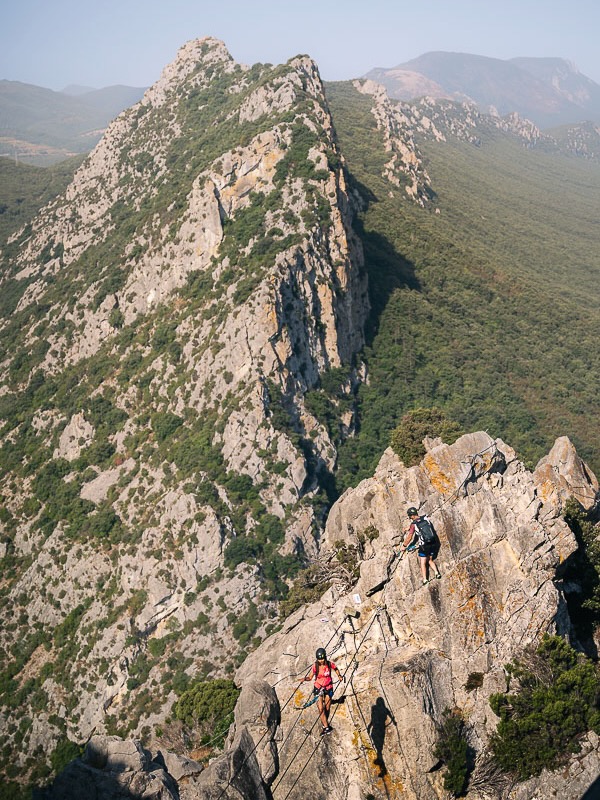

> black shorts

[{"left": 418, "top": 540, "right": 440, "bottom": 559}]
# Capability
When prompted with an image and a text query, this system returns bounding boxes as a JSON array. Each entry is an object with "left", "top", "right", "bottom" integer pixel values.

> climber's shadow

[
  {"left": 367, "top": 696, "right": 394, "bottom": 778},
  {"left": 581, "top": 773, "right": 600, "bottom": 799}
]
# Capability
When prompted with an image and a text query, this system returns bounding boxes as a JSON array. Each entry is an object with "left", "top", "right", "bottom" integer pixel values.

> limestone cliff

[
  {"left": 230, "top": 432, "right": 599, "bottom": 800},
  {"left": 0, "top": 36, "right": 368, "bottom": 782},
  {"left": 42, "top": 432, "right": 600, "bottom": 799}
]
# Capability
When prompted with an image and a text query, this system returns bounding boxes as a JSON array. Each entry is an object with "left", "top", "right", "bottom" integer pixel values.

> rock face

[
  {"left": 44, "top": 684, "right": 279, "bottom": 800},
  {"left": 230, "top": 432, "right": 599, "bottom": 800},
  {"left": 41, "top": 736, "right": 183, "bottom": 799},
  {"left": 0, "top": 36, "right": 369, "bottom": 779},
  {"left": 187, "top": 680, "right": 280, "bottom": 800},
  {"left": 533, "top": 435, "right": 600, "bottom": 511}
]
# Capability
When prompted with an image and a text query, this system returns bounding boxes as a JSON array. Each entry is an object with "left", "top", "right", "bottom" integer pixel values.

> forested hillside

[
  {"left": 323, "top": 81, "right": 600, "bottom": 488},
  {"left": 0, "top": 157, "right": 83, "bottom": 242}
]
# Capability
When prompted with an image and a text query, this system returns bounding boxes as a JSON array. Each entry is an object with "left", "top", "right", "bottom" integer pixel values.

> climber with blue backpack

[{"left": 402, "top": 507, "right": 442, "bottom": 585}]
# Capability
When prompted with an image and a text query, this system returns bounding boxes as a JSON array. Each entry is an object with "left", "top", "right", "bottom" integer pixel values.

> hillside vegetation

[
  {"left": 0, "top": 157, "right": 84, "bottom": 242},
  {"left": 0, "top": 81, "right": 144, "bottom": 165},
  {"left": 324, "top": 81, "right": 600, "bottom": 487},
  {"left": 1, "top": 46, "right": 600, "bottom": 795},
  {"left": 0, "top": 43, "right": 371, "bottom": 791}
]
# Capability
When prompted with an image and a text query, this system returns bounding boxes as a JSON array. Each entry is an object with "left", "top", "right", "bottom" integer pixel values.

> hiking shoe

[
  {"left": 435, "top": 572, "right": 442, "bottom": 579},
  {"left": 422, "top": 579, "right": 429, "bottom": 586},
  {"left": 321, "top": 726, "right": 333, "bottom": 735}
]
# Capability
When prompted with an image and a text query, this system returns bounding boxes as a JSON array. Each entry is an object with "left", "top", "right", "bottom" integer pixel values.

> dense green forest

[
  {"left": 324, "top": 82, "right": 600, "bottom": 488},
  {"left": 0, "top": 156, "right": 84, "bottom": 242}
]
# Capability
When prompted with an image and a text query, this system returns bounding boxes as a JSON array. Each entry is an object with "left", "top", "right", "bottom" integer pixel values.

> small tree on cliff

[
  {"left": 489, "top": 635, "right": 600, "bottom": 780},
  {"left": 174, "top": 678, "right": 240, "bottom": 749},
  {"left": 390, "top": 407, "right": 462, "bottom": 466},
  {"left": 434, "top": 708, "right": 470, "bottom": 796}
]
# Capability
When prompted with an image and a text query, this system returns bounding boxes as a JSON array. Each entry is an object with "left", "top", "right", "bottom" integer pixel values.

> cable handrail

[
  {"left": 212, "top": 613, "right": 348, "bottom": 800},
  {"left": 273, "top": 606, "right": 383, "bottom": 800}
]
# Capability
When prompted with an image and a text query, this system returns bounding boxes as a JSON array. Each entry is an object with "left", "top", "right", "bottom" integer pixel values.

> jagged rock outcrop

[
  {"left": 551, "top": 120, "right": 600, "bottom": 161},
  {"left": 533, "top": 435, "right": 599, "bottom": 512},
  {"left": 185, "top": 680, "right": 280, "bottom": 799},
  {"left": 41, "top": 736, "right": 183, "bottom": 799},
  {"left": 227, "top": 679, "right": 281, "bottom": 784},
  {"left": 353, "top": 79, "right": 436, "bottom": 206},
  {"left": 354, "top": 77, "right": 544, "bottom": 206},
  {"left": 45, "top": 683, "right": 280, "bottom": 799},
  {"left": 230, "top": 432, "right": 599, "bottom": 800},
  {"left": 353, "top": 78, "right": 594, "bottom": 184}
]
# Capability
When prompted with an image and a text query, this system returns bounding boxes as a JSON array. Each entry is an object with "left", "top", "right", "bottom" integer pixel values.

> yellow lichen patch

[
  {"left": 377, "top": 774, "right": 406, "bottom": 798},
  {"left": 534, "top": 478, "right": 554, "bottom": 505},
  {"left": 262, "top": 148, "right": 284, "bottom": 173},
  {"left": 423, "top": 454, "right": 455, "bottom": 496},
  {"left": 293, "top": 687, "right": 308, "bottom": 709},
  {"left": 369, "top": 752, "right": 406, "bottom": 799},
  {"left": 349, "top": 697, "right": 406, "bottom": 796}
]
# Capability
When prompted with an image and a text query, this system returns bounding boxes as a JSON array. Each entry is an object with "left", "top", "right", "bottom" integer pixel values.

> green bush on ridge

[
  {"left": 173, "top": 678, "right": 240, "bottom": 748},
  {"left": 489, "top": 634, "right": 600, "bottom": 780},
  {"left": 390, "top": 407, "right": 463, "bottom": 466},
  {"left": 433, "top": 708, "right": 470, "bottom": 796}
]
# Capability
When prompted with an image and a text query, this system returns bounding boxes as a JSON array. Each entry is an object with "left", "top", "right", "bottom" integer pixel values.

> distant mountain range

[
  {"left": 2, "top": 53, "right": 599, "bottom": 166},
  {"left": 0, "top": 80, "right": 146, "bottom": 165},
  {"left": 365, "top": 52, "right": 600, "bottom": 128}
]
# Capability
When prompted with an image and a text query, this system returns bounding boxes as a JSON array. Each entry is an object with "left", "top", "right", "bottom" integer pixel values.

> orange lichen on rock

[{"left": 423, "top": 453, "right": 455, "bottom": 495}]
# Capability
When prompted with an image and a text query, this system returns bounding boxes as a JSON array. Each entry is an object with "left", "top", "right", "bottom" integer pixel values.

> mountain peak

[
  {"left": 142, "top": 37, "right": 237, "bottom": 109},
  {"left": 176, "top": 36, "right": 234, "bottom": 67},
  {"left": 365, "top": 51, "right": 600, "bottom": 126}
]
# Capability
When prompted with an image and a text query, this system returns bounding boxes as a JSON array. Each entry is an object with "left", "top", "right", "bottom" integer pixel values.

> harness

[
  {"left": 300, "top": 687, "right": 328, "bottom": 709},
  {"left": 313, "top": 659, "right": 334, "bottom": 689}
]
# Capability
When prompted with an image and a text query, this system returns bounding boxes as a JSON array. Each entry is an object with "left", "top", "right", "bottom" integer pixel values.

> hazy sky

[{"left": 2, "top": 0, "right": 599, "bottom": 91}]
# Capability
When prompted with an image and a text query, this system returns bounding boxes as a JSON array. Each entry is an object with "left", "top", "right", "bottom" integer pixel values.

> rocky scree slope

[
  {"left": 0, "top": 36, "right": 369, "bottom": 783},
  {"left": 42, "top": 431, "right": 600, "bottom": 799}
]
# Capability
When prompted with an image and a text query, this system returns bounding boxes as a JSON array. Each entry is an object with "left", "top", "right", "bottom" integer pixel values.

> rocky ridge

[
  {"left": 0, "top": 36, "right": 371, "bottom": 784},
  {"left": 353, "top": 77, "right": 600, "bottom": 178},
  {"left": 231, "top": 431, "right": 599, "bottom": 800},
  {"left": 354, "top": 79, "right": 545, "bottom": 191},
  {"left": 43, "top": 431, "right": 600, "bottom": 799},
  {"left": 546, "top": 120, "right": 600, "bottom": 162}
]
